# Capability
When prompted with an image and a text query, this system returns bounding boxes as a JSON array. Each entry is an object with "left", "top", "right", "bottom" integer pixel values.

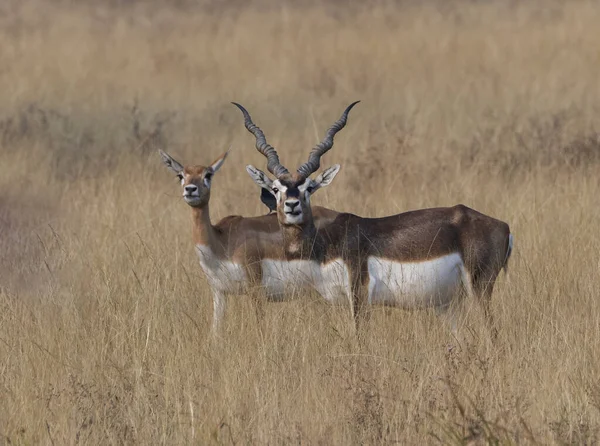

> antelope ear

[
  {"left": 159, "top": 150, "right": 184, "bottom": 174},
  {"left": 260, "top": 187, "right": 277, "bottom": 213},
  {"left": 314, "top": 164, "right": 341, "bottom": 189},
  {"left": 209, "top": 151, "right": 228, "bottom": 174},
  {"left": 246, "top": 165, "right": 273, "bottom": 190}
]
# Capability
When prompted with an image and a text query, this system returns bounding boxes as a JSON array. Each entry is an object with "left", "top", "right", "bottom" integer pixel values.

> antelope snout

[
  {"left": 184, "top": 184, "right": 199, "bottom": 195},
  {"left": 284, "top": 200, "right": 300, "bottom": 213}
]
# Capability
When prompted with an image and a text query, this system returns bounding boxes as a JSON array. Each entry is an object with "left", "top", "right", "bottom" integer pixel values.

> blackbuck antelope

[
  {"left": 159, "top": 150, "right": 340, "bottom": 334},
  {"left": 236, "top": 102, "right": 513, "bottom": 335}
]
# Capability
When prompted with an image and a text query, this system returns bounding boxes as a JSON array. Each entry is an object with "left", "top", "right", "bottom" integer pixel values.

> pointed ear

[
  {"left": 314, "top": 164, "right": 341, "bottom": 189},
  {"left": 260, "top": 187, "right": 277, "bottom": 213},
  {"left": 209, "top": 151, "right": 228, "bottom": 173},
  {"left": 159, "top": 150, "right": 184, "bottom": 174},
  {"left": 246, "top": 165, "right": 273, "bottom": 190}
]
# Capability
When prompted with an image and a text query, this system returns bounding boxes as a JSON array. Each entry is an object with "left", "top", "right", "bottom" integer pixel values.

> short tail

[{"left": 503, "top": 233, "right": 513, "bottom": 274}]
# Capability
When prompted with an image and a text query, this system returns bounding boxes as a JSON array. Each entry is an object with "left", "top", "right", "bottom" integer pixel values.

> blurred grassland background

[{"left": 1, "top": 0, "right": 600, "bottom": 443}]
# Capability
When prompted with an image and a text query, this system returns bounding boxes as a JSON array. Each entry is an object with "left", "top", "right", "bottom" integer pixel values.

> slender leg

[
  {"left": 461, "top": 267, "right": 476, "bottom": 301},
  {"left": 436, "top": 299, "right": 465, "bottom": 338},
  {"left": 352, "top": 291, "right": 362, "bottom": 332},
  {"left": 250, "top": 288, "right": 266, "bottom": 341},
  {"left": 242, "top": 261, "right": 266, "bottom": 339},
  {"left": 478, "top": 284, "right": 498, "bottom": 341},
  {"left": 351, "top": 286, "right": 370, "bottom": 347},
  {"left": 433, "top": 265, "right": 475, "bottom": 339},
  {"left": 211, "top": 290, "right": 226, "bottom": 337},
  {"left": 463, "top": 264, "right": 500, "bottom": 341},
  {"left": 349, "top": 261, "right": 369, "bottom": 339}
]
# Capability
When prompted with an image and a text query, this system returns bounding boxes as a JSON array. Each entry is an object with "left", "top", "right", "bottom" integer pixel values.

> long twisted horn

[
  {"left": 297, "top": 101, "right": 360, "bottom": 177},
  {"left": 232, "top": 102, "right": 290, "bottom": 178}
]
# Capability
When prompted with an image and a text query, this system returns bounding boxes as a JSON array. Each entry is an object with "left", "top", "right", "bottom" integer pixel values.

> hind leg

[
  {"left": 351, "top": 288, "right": 370, "bottom": 346},
  {"left": 463, "top": 265, "right": 499, "bottom": 341},
  {"left": 435, "top": 299, "right": 468, "bottom": 354},
  {"left": 436, "top": 267, "right": 470, "bottom": 338},
  {"left": 475, "top": 282, "right": 498, "bottom": 341},
  {"left": 436, "top": 298, "right": 467, "bottom": 339}
]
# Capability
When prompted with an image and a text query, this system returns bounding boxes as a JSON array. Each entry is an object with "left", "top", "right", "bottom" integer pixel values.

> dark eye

[
  {"left": 306, "top": 186, "right": 314, "bottom": 193},
  {"left": 177, "top": 173, "right": 184, "bottom": 181},
  {"left": 272, "top": 187, "right": 279, "bottom": 194},
  {"left": 204, "top": 173, "right": 213, "bottom": 181}
]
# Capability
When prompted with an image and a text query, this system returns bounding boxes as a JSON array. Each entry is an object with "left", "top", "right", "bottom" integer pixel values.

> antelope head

[
  {"left": 234, "top": 101, "right": 359, "bottom": 226},
  {"left": 159, "top": 150, "right": 228, "bottom": 208}
]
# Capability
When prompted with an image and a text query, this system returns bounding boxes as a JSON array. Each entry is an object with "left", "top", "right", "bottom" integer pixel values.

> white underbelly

[
  {"left": 367, "top": 253, "right": 464, "bottom": 308},
  {"left": 261, "top": 258, "right": 351, "bottom": 304},
  {"left": 196, "top": 245, "right": 248, "bottom": 294},
  {"left": 196, "top": 244, "right": 351, "bottom": 304}
]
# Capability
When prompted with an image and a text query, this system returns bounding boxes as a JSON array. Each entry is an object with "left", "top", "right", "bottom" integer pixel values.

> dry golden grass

[{"left": 2, "top": 0, "right": 600, "bottom": 443}]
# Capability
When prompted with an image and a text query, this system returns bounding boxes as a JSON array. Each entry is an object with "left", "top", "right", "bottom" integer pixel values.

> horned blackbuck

[
  {"left": 236, "top": 102, "right": 514, "bottom": 336},
  {"left": 159, "top": 150, "right": 340, "bottom": 335}
]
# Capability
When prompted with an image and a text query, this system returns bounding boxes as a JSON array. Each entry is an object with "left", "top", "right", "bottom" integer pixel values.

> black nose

[
  {"left": 286, "top": 200, "right": 299, "bottom": 210},
  {"left": 185, "top": 185, "right": 197, "bottom": 193}
]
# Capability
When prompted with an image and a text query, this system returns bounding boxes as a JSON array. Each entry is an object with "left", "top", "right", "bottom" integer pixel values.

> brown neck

[
  {"left": 191, "top": 205, "right": 217, "bottom": 247},
  {"left": 281, "top": 220, "right": 323, "bottom": 259}
]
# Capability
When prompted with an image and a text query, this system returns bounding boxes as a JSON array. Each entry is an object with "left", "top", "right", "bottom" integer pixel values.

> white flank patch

[
  {"left": 196, "top": 245, "right": 351, "bottom": 304},
  {"left": 260, "top": 258, "right": 351, "bottom": 304},
  {"left": 367, "top": 253, "right": 464, "bottom": 309},
  {"left": 195, "top": 245, "right": 247, "bottom": 294}
]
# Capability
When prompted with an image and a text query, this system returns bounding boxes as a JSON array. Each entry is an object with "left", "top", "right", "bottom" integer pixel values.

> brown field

[{"left": 1, "top": 0, "right": 600, "bottom": 444}]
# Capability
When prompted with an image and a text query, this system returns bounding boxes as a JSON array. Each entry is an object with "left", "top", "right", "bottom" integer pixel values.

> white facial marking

[
  {"left": 277, "top": 178, "right": 317, "bottom": 225},
  {"left": 271, "top": 180, "right": 285, "bottom": 201},
  {"left": 367, "top": 253, "right": 465, "bottom": 308},
  {"left": 273, "top": 180, "right": 303, "bottom": 224},
  {"left": 183, "top": 182, "right": 200, "bottom": 205},
  {"left": 283, "top": 198, "right": 302, "bottom": 224},
  {"left": 298, "top": 178, "right": 314, "bottom": 194},
  {"left": 298, "top": 178, "right": 316, "bottom": 205}
]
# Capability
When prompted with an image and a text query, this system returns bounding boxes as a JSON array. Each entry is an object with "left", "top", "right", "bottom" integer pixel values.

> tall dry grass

[{"left": 1, "top": 0, "right": 600, "bottom": 443}]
